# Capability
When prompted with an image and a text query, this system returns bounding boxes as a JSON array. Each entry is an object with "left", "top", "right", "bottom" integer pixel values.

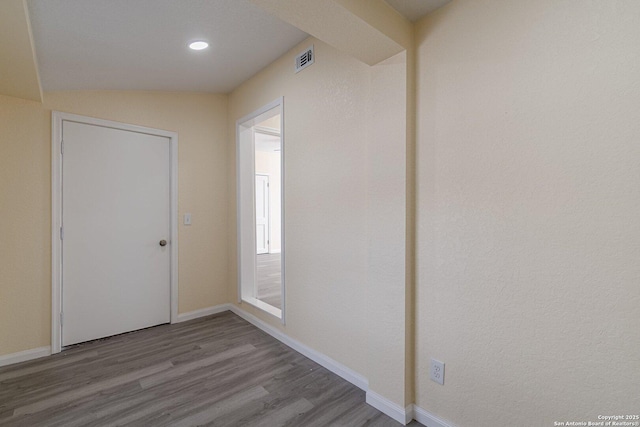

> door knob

[{"left": 159, "top": 240, "right": 167, "bottom": 247}]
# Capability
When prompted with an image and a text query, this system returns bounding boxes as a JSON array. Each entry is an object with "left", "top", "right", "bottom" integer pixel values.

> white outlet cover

[{"left": 430, "top": 358, "right": 445, "bottom": 385}]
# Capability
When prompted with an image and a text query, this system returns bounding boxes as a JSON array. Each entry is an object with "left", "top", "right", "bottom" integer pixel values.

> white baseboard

[
  {"left": 175, "top": 304, "right": 233, "bottom": 323},
  {"left": 228, "top": 304, "right": 368, "bottom": 391},
  {"left": 0, "top": 346, "right": 51, "bottom": 368},
  {"left": 413, "top": 405, "right": 456, "bottom": 427},
  {"left": 366, "top": 390, "right": 413, "bottom": 425}
]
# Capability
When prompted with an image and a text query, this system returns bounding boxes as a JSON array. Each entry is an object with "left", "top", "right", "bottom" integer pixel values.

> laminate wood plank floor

[
  {"left": 0, "top": 312, "right": 424, "bottom": 427},
  {"left": 256, "top": 253, "right": 282, "bottom": 309}
]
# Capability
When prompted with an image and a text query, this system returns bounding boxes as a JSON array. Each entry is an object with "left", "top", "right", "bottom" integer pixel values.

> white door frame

[
  {"left": 51, "top": 111, "right": 179, "bottom": 354},
  {"left": 236, "top": 97, "right": 285, "bottom": 323}
]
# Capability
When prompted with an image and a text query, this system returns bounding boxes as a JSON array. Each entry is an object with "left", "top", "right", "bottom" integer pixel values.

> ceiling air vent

[{"left": 295, "top": 45, "right": 314, "bottom": 73}]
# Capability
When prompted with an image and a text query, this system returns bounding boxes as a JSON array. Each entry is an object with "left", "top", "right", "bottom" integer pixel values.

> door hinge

[
  {"left": 61, "top": 140, "right": 64, "bottom": 155},
  {"left": 60, "top": 227, "right": 64, "bottom": 240},
  {"left": 60, "top": 312, "right": 63, "bottom": 326}
]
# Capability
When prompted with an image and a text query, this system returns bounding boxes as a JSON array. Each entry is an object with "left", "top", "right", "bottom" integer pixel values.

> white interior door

[
  {"left": 62, "top": 120, "right": 171, "bottom": 346},
  {"left": 255, "top": 174, "right": 270, "bottom": 254}
]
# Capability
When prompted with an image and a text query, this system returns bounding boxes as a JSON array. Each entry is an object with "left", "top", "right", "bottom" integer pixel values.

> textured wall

[
  {"left": 415, "top": 1, "right": 640, "bottom": 425},
  {"left": 229, "top": 36, "right": 371, "bottom": 376},
  {"left": 366, "top": 51, "right": 409, "bottom": 406},
  {"left": 0, "top": 91, "right": 229, "bottom": 356},
  {"left": 229, "top": 37, "right": 409, "bottom": 407},
  {"left": 0, "top": 95, "right": 51, "bottom": 355}
]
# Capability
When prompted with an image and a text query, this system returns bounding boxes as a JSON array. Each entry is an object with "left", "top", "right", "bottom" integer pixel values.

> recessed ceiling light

[{"left": 189, "top": 41, "right": 209, "bottom": 51}]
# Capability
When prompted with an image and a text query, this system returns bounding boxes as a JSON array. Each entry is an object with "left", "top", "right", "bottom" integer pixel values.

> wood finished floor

[
  {"left": 256, "top": 253, "right": 282, "bottom": 309},
  {"left": 0, "top": 312, "right": 423, "bottom": 426}
]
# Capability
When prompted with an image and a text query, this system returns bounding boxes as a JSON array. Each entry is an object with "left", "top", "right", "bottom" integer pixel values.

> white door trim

[
  {"left": 236, "top": 97, "right": 285, "bottom": 324},
  {"left": 51, "top": 111, "right": 179, "bottom": 354}
]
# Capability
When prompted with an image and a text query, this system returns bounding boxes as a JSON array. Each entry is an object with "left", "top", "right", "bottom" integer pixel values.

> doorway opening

[{"left": 236, "top": 98, "right": 284, "bottom": 320}]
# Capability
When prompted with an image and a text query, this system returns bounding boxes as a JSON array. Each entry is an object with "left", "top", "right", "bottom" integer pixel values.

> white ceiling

[
  {"left": 255, "top": 132, "right": 281, "bottom": 153},
  {"left": 384, "top": 0, "right": 451, "bottom": 22},
  {"left": 27, "top": 0, "right": 309, "bottom": 93},
  {"left": 25, "top": 0, "right": 451, "bottom": 94}
]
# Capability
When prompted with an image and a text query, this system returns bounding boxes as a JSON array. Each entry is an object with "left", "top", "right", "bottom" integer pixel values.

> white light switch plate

[{"left": 184, "top": 213, "right": 192, "bottom": 225}]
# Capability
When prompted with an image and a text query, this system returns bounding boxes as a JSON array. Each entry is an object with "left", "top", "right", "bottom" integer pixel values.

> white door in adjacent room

[
  {"left": 255, "top": 174, "right": 270, "bottom": 255},
  {"left": 62, "top": 120, "right": 171, "bottom": 346}
]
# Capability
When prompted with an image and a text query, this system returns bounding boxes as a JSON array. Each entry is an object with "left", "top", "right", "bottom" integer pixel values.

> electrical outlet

[{"left": 430, "top": 358, "right": 445, "bottom": 385}]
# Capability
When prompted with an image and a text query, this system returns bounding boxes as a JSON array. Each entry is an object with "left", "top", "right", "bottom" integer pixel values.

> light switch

[{"left": 184, "top": 213, "right": 192, "bottom": 225}]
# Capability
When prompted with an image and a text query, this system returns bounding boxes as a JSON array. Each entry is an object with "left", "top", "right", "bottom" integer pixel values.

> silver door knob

[{"left": 159, "top": 240, "right": 167, "bottom": 247}]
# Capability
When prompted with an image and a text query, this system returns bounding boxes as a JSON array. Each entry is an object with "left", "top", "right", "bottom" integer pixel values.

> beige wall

[
  {"left": 0, "top": 91, "right": 229, "bottom": 356},
  {"left": 366, "top": 51, "right": 409, "bottom": 405},
  {"left": 229, "top": 36, "right": 370, "bottom": 374},
  {"left": 0, "top": 95, "right": 51, "bottom": 355},
  {"left": 229, "top": 37, "right": 410, "bottom": 406},
  {"left": 415, "top": 1, "right": 640, "bottom": 426},
  {"left": 4, "top": 2, "right": 638, "bottom": 424}
]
